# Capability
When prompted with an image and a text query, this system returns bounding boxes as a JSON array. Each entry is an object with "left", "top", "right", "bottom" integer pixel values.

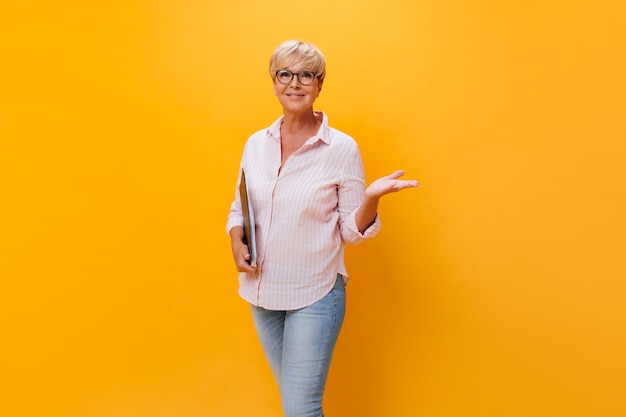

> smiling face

[
  {"left": 268, "top": 41, "right": 326, "bottom": 116},
  {"left": 272, "top": 57, "right": 322, "bottom": 115}
]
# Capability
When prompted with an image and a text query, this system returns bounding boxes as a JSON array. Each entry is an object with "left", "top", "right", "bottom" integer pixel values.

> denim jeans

[{"left": 250, "top": 275, "right": 346, "bottom": 417}]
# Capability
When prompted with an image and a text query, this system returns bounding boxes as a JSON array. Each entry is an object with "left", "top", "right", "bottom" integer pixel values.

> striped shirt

[{"left": 226, "top": 112, "right": 381, "bottom": 310}]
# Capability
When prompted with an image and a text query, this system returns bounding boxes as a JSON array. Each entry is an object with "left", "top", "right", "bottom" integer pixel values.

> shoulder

[
  {"left": 317, "top": 111, "right": 358, "bottom": 150},
  {"left": 241, "top": 129, "right": 266, "bottom": 156},
  {"left": 247, "top": 127, "right": 268, "bottom": 141},
  {"left": 247, "top": 116, "right": 282, "bottom": 143},
  {"left": 243, "top": 120, "right": 280, "bottom": 151},
  {"left": 327, "top": 125, "right": 359, "bottom": 153}
]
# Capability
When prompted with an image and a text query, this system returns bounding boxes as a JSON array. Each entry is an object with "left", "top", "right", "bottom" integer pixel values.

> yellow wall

[{"left": 1, "top": 1, "right": 625, "bottom": 416}]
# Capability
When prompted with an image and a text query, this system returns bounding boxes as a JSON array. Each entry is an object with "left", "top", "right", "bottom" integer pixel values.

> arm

[
  {"left": 355, "top": 170, "right": 419, "bottom": 233},
  {"left": 226, "top": 160, "right": 257, "bottom": 273}
]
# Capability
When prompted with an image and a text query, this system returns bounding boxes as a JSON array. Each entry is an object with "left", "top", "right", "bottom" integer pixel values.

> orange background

[{"left": 1, "top": 1, "right": 625, "bottom": 416}]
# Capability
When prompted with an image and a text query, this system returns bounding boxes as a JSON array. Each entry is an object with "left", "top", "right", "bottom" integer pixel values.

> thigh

[
  {"left": 251, "top": 305, "right": 286, "bottom": 382},
  {"left": 280, "top": 276, "right": 346, "bottom": 416}
]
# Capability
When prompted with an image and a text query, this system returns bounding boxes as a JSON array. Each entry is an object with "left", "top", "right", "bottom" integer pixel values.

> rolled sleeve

[
  {"left": 226, "top": 172, "right": 244, "bottom": 234},
  {"left": 336, "top": 142, "right": 382, "bottom": 244},
  {"left": 341, "top": 211, "right": 382, "bottom": 243},
  {"left": 226, "top": 205, "right": 244, "bottom": 234}
]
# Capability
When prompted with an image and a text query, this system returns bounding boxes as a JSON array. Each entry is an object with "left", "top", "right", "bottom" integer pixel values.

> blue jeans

[{"left": 250, "top": 275, "right": 346, "bottom": 417}]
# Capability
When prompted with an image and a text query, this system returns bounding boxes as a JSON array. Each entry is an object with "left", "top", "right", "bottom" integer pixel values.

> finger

[
  {"left": 237, "top": 261, "right": 256, "bottom": 273},
  {"left": 383, "top": 180, "right": 418, "bottom": 194},
  {"left": 387, "top": 170, "right": 405, "bottom": 180},
  {"left": 398, "top": 179, "right": 419, "bottom": 188},
  {"left": 240, "top": 252, "right": 251, "bottom": 266}
]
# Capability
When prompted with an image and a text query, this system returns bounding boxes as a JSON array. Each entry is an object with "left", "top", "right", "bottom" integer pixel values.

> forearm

[
  {"left": 355, "top": 194, "right": 380, "bottom": 234},
  {"left": 230, "top": 225, "right": 256, "bottom": 272},
  {"left": 229, "top": 225, "right": 245, "bottom": 243}
]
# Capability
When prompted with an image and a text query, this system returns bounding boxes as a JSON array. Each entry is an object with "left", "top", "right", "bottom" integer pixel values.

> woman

[{"left": 227, "top": 40, "right": 418, "bottom": 417}]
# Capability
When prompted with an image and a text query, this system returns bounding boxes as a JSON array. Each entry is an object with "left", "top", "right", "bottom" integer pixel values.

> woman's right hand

[{"left": 229, "top": 226, "right": 257, "bottom": 273}]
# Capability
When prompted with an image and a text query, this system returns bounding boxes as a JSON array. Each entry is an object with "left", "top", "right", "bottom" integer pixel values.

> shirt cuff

[
  {"left": 226, "top": 214, "right": 244, "bottom": 235},
  {"left": 360, "top": 213, "right": 382, "bottom": 238},
  {"left": 343, "top": 212, "right": 382, "bottom": 243}
]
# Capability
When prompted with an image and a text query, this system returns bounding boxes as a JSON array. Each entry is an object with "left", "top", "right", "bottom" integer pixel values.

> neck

[{"left": 281, "top": 110, "right": 319, "bottom": 134}]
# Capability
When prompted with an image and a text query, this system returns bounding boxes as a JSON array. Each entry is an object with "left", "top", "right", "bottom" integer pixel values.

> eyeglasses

[{"left": 274, "top": 69, "right": 318, "bottom": 86}]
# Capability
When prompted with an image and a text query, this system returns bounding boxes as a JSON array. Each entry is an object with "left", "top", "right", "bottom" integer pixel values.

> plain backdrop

[{"left": 1, "top": 1, "right": 625, "bottom": 416}]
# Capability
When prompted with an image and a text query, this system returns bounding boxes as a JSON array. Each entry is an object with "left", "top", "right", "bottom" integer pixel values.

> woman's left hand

[
  {"left": 356, "top": 170, "right": 419, "bottom": 233},
  {"left": 365, "top": 170, "right": 419, "bottom": 199}
]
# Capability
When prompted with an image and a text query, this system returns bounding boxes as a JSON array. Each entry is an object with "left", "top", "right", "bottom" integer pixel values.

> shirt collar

[{"left": 266, "top": 111, "right": 330, "bottom": 145}]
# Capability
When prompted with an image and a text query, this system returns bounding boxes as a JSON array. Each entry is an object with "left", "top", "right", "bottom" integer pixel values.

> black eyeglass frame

[{"left": 274, "top": 69, "right": 319, "bottom": 86}]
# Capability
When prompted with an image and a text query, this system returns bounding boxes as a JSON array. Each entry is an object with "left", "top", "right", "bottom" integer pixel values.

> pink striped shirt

[{"left": 227, "top": 112, "right": 381, "bottom": 310}]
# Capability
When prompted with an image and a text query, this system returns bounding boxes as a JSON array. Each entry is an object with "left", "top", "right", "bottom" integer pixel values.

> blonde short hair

[{"left": 269, "top": 40, "right": 326, "bottom": 86}]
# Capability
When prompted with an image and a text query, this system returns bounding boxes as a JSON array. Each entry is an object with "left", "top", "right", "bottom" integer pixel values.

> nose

[{"left": 289, "top": 76, "right": 301, "bottom": 87}]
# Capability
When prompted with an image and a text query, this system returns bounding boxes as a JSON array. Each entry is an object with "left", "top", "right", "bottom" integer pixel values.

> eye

[
  {"left": 300, "top": 71, "right": 315, "bottom": 80},
  {"left": 277, "top": 70, "right": 292, "bottom": 80}
]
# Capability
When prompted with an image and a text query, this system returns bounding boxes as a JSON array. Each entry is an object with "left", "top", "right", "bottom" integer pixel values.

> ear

[{"left": 273, "top": 83, "right": 277, "bottom": 95}]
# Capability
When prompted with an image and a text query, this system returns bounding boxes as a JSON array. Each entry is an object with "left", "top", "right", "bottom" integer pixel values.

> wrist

[{"left": 363, "top": 191, "right": 381, "bottom": 205}]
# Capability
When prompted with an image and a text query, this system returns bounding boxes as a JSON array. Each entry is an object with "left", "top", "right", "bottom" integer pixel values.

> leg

[
  {"left": 251, "top": 305, "right": 286, "bottom": 383},
  {"left": 280, "top": 276, "right": 346, "bottom": 417}
]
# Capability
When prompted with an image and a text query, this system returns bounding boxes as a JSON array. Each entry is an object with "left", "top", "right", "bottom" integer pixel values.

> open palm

[{"left": 365, "top": 170, "right": 419, "bottom": 199}]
